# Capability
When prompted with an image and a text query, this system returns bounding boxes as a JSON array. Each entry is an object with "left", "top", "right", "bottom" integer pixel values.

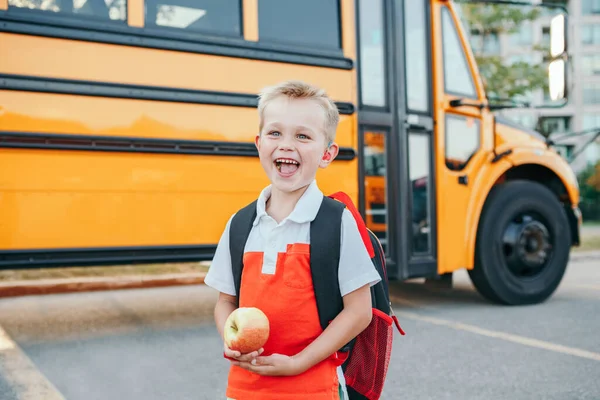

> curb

[
  {"left": 0, "top": 250, "right": 597, "bottom": 300},
  {"left": 0, "top": 273, "right": 206, "bottom": 299},
  {"left": 570, "top": 250, "right": 600, "bottom": 262}
]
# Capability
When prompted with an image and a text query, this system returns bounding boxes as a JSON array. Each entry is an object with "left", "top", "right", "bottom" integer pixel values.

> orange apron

[{"left": 225, "top": 243, "right": 341, "bottom": 400}]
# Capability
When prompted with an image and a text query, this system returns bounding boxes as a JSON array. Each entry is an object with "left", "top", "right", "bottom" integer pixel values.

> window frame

[
  {"left": 469, "top": 29, "right": 500, "bottom": 54},
  {"left": 539, "top": 115, "right": 571, "bottom": 135},
  {"left": 582, "top": 0, "right": 600, "bottom": 15},
  {"left": 583, "top": 83, "right": 600, "bottom": 104},
  {"left": 582, "top": 24, "right": 600, "bottom": 45},
  {"left": 510, "top": 23, "right": 533, "bottom": 46},
  {"left": 440, "top": 6, "right": 478, "bottom": 100},
  {"left": 583, "top": 114, "right": 600, "bottom": 130}
]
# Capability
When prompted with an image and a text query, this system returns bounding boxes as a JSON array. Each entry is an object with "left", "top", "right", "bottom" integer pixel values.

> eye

[
  {"left": 268, "top": 131, "right": 281, "bottom": 137},
  {"left": 297, "top": 133, "right": 310, "bottom": 140}
]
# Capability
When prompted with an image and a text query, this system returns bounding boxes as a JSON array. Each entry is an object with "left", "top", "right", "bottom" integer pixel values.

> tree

[
  {"left": 586, "top": 161, "right": 600, "bottom": 191},
  {"left": 455, "top": 1, "right": 550, "bottom": 102},
  {"left": 577, "top": 161, "right": 600, "bottom": 221}
]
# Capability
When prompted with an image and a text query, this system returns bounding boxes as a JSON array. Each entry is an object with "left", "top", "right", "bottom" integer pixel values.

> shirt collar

[{"left": 253, "top": 180, "right": 324, "bottom": 226}]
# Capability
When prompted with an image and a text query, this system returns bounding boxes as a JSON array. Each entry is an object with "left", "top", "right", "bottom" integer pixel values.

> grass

[
  {"left": 576, "top": 220, "right": 600, "bottom": 252},
  {"left": 574, "top": 234, "right": 600, "bottom": 252},
  {"left": 0, "top": 261, "right": 210, "bottom": 282}
]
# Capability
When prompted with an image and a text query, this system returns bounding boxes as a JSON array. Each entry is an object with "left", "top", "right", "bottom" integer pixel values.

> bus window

[
  {"left": 404, "top": 0, "right": 429, "bottom": 112},
  {"left": 8, "top": 0, "right": 127, "bottom": 22},
  {"left": 441, "top": 7, "right": 477, "bottom": 98},
  {"left": 363, "top": 130, "right": 389, "bottom": 253},
  {"left": 408, "top": 133, "right": 431, "bottom": 254},
  {"left": 145, "top": 0, "right": 242, "bottom": 37},
  {"left": 358, "top": 0, "right": 386, "bottom": 107},
  {"left": 258, "top": 0, "right": 341, "bottom": 50},
  {"left": 445, "top": 115, "right": 480, "bottom": 171}
]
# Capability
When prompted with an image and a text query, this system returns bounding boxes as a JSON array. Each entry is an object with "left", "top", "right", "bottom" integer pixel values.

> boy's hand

[
  {"left": 224, "top": 343, "right": 263, "bottom": 362},
  {"left": 232, "top": 353, "right": 304, "bottom": 377}
]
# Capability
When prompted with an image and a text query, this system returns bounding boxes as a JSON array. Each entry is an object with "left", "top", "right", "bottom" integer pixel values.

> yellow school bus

[{"left": 0, "top": 0, "right": 580, "bottom": 305}]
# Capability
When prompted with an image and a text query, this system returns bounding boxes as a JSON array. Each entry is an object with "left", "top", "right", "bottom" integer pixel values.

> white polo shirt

[
  {"left": 204, "top": 180, "right": 382, "bottom": 399},
  {"left": 205, "top": 180, "right": 381, "bottom": 297}
]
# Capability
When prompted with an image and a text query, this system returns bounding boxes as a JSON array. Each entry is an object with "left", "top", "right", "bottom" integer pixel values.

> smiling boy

[{"left": 204, "top": 80, "right": 381, "bottom": 400}]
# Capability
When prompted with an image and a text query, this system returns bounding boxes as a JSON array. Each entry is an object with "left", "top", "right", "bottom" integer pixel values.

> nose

[{"left": 278, "top": 135, "right": 295, "bottom": 151}]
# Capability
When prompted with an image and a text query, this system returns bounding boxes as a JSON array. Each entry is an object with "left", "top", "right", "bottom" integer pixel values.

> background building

[{"left": 472, "top": 0, "right": 600, "bottom": 174}]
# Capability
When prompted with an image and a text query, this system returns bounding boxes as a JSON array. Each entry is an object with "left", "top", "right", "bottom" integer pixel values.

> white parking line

[
  {"left": 0, "top": 325, "right": 65, "bottom": 400},
  {"left": 0, "top": 328, "right": 16, "bottom": 351},
  {"left": 395, "top": 310, "right": 600, "bottom": 362}
]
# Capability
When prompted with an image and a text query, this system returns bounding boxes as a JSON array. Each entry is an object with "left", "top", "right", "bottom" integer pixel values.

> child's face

[{"left": 255, "top": 96, "right": 338, "bottom": 195}]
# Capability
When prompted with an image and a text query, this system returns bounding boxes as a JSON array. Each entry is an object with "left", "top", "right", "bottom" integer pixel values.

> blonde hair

[{"left": 257, "top": 80, "right": 340, "bottom": 143}]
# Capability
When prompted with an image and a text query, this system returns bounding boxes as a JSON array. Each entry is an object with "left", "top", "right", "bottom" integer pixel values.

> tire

[{"left": 468, "top": 180, "right": 571, "bottom": 305}]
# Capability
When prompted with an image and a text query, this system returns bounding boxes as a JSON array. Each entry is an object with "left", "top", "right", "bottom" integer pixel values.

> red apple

[{"left": 224, "top": 307, "right": 270, "bottom": 354}]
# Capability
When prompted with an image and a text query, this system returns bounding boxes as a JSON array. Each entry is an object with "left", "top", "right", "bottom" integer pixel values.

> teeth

[{"left": 275, "top": 159, "right": 299, "bottom": 165}]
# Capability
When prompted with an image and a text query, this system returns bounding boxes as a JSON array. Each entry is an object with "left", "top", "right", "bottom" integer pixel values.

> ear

[
  {"left": 319, "top": 142, "right": 339, "bottom": 168},
  {"left": 255, "top": 134, "right": 261, "bottom": 151}
]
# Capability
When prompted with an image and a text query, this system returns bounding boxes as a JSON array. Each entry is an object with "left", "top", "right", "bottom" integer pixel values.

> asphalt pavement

[{"left": 0, "top": 257, "right": 599, "bottom": 400}]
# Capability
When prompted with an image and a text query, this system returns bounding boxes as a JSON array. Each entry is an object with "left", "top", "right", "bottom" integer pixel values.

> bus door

[
  {"left": 431, "top": 2, "right": 489, "bottom": 276},
  {"left": 357, "top": 0, "right": 437, "bottom": 280}
]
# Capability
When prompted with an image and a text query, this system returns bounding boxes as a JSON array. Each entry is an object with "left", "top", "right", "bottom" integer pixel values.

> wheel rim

[{"left": 501, "top": 212, "right": 553, "bottom": 278}]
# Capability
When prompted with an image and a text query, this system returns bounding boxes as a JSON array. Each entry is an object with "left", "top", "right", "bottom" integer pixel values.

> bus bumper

[{"left": 567, "top": 205, "right": 582, "bottom": 246}]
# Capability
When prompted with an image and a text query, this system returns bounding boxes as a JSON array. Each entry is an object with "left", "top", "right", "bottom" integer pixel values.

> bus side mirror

[
  {"left": 548, "top": 59, "right": 565, "bottom": 101},
  {"left": 548, "top": 12, "right": 567, "bottom": 102},
  {"left": 550, "top": 14, "right": 566, "bottom": 57}
]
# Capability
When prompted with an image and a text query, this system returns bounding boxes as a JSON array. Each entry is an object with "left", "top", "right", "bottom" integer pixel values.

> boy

[{"left": 204, "top": 80, "right": 381, "bottom": 400}]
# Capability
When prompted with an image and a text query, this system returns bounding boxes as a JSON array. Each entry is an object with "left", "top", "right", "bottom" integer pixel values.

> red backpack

[{"left": 229, "top": 192, "right": 405, "bottom": 400}]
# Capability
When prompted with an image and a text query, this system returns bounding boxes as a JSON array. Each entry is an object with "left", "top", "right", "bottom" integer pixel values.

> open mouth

[{"left": 274, "top": 158, "right": 300, "bottom": 175}]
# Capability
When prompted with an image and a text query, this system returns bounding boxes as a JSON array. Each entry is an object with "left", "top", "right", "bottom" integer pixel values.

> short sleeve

[
  {"left": 338, "top": 208, "right": 382, "bottom": 297},
  {"left": 204, "top": 214, "right": 236, "bottom": 296}
]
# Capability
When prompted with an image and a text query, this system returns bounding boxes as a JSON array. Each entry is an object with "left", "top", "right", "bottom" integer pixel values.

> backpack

[{"left": 229, "top": 191, "right": 405, "bottom": 400}]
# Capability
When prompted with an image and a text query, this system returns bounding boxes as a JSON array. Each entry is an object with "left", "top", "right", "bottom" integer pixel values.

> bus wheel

[{"left": 468, "top": 180, "right": 571, "bottom": 305}]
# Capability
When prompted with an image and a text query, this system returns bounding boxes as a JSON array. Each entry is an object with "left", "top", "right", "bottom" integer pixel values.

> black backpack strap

[
  {"left": 310, "top": 196, "right": 345, "bottom": 331},
  {"left": 367, "top": 229, "right": 391, "bottom": 314},
  {"left": 229, "top": 200, "right": 257, "bottom": 305}
]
